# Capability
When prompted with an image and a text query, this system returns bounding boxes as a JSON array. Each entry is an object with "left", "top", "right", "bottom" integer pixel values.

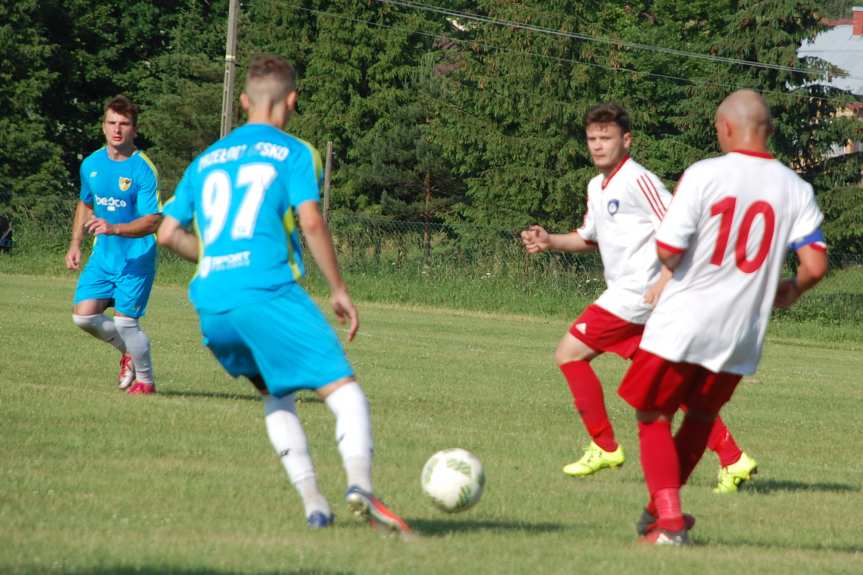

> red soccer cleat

[
  {"left": 126, "top": 382, "right": 156, "bottom": 395},
  {"left": 345, "top": 486, "right": 412, "bottom": 537}
]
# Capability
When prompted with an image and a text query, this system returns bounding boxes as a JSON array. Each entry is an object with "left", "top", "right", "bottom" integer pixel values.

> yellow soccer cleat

[
  {"left": 714, "top": 451, "right": 758, "bottom": 494},
  {"left": 563, "top": 441, "right": 625, "bottom": 477}
]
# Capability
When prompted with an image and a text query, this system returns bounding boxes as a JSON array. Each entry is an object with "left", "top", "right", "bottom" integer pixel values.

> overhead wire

[
  {"left": 284, "top": 3, "right": 853, "bottom": 108},
  {"left": 375, "top": 0, "right": 863, "bottom": 83}
]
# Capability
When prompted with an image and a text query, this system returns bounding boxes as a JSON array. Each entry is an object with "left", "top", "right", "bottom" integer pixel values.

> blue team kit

[
  {"left": 74, "top": 148, "right": 160, "bottom": 317},
  {"left": 163, "top": 124, "right": 353, "bottom": 394}
]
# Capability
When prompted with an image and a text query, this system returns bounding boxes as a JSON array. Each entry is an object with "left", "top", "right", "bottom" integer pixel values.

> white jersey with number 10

[{"left": 641, "top": 151, "right": 825, "bottom": 375}]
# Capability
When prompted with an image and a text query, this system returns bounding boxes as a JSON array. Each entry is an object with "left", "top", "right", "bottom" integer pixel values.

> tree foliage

[{"left": 2, "top": 0, "right": 860, "bottom": 254}]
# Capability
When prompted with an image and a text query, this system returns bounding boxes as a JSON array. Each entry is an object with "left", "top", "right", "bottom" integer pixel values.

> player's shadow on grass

[
  {"left": 159, "top": 390, "right": 324, "bottom": 404},
  {"left": 746, "top": 478, "right": 859, "bottom": 494},
  {"left": 410, "top": 517, "right": 568, "bottom": 536},
  {"left": 159, "top": 389, "right": 260, "bottom": 402},
  {"left": 73, "top": 568, "right": 353, "bottom": 575}
]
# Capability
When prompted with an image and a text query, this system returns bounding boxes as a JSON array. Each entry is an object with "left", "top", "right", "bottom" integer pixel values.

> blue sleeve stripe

[{"left": 789, "top": 228, "right": 825, "bottom": 251}]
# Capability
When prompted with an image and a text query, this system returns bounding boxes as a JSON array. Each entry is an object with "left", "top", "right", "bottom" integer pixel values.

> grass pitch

[{"left": 1, "top": 274, "right": 861, "bottom": 574}]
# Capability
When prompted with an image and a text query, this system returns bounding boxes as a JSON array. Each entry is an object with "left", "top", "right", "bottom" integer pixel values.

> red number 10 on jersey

[{"left": 709, "top": 197, "right": 775, "bottom": 273}]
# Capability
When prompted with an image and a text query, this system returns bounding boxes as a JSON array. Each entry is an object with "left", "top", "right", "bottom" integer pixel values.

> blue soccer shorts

[
  {"left": 73, "top": 260, "right": 155, "bottom": 318},
  {"left": 198, "top": 283, "right": 354, "bottom": 397}
]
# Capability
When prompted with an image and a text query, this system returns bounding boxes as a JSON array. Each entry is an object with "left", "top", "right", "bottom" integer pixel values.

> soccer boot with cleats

[
  {"left": 714, "top": 452, "right": 758, "bottom": 494},
  {"left": 638, "top": 526, "right": 690, "bottom": 546},
  {"left": 127, "top": 381, "right": 156, "bottom": 395},
  {"left": 306, "top": 511, "right": 334, "bottom": 529},
  {"left": 636, "top": 509, "right": 696, "bottom": 536},
  {"left": 563, "top": 441, "right": 625, "bottom": 477},
  {"left": 345, "top": 486, "right": 412, "bottom": 537},
  {"left": 117, "top": 353, "right": 135, "bottom": 390}
]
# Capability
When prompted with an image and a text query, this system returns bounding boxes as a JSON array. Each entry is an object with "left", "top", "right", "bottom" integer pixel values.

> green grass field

[{"left": 1, "top": 274, "right": 861, "bottom": 574}]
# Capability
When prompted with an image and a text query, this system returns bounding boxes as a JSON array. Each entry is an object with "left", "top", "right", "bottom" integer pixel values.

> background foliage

[{"left": 1, "top": 0, "right": 860, "bottom": 249}]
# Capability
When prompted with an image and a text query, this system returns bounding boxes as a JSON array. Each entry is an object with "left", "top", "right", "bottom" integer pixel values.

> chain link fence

[
  {"left": 322, "top": 213, "right": 863, "bottom": 325},
  {"left": 2, "top": 214, "right": 861, "bottom": 325}
]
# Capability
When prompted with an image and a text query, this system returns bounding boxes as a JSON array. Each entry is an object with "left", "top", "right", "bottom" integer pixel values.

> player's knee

[
  {"left": 72, "top": 313, "right": 99, "bottom": 334},
  {"left": 554, "top": 341, "right": 593, "bottom": 365}
]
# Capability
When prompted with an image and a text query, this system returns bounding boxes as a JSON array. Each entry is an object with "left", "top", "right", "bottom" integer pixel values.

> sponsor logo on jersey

[
  {"left": 119, "top": 177, "right": 132, "bottom": 191},
  {"left": 574, "top": 322, "right": 587, "bottom": 334},
  {"left": 198, "top": 250, "right": 252, "bottom": 278},
  {"left": 607, "top": 199, "right": 620, "bottom": 216},
  {"left": 94, "top": 194, "right": 128, "bottom": 212}
]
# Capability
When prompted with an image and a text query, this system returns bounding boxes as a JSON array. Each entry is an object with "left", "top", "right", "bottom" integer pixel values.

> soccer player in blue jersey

[
  {"left": 65, "top": 95, "right": 161, "bottom": 395},
  {"left": 157, "top": 54, "right": 411, "bottom": 535}
]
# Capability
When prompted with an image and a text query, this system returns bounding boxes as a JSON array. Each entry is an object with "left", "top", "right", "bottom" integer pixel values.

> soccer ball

[{"left": 421, "top": 448, "right": 485, "bottom": 513}]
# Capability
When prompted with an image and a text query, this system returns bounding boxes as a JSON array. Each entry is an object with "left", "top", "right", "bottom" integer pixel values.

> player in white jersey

[
  {"left": 619, "top": 90, "right": 828, "bottom": 545},
  {"left": 522, "top": 103, "right": 754, "bottom": 489}
]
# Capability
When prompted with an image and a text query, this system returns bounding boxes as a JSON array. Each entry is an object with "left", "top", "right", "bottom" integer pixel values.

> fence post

[{"left": 323, "top": 141, "right": 333, "bottom": 222}]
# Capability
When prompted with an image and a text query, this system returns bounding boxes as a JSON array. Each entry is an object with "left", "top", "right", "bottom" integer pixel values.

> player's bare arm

[
  {"left": 298, "top": 201, "right": 359, "bottom": 342},
  {"left": 156, "top": 215, "right": 199, "bottom": 262},
  {"left": 774, "top": 245, "right": 828, "bottom": 309},
  {"left": 657, "top": 245, "right": 683, "bottom": 271},
  {"left": 65, "top": 201, "right": 93, "bottom": 270},
  {"left": 643, "top": 265, "right": 673, "bottom": 306},
  {"left": 520, "top": 225, "right": 597, "bottom": 254},
  {"left": 85, "top": 213, "right": 162, "bottom": 238}
]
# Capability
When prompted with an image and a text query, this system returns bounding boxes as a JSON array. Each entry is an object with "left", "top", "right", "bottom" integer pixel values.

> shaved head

[
  {"left": 244, "top": 55, "right": 297, "bottom": 107},
  {"left": 240, "top": 54, "right": 298, "bottom": 129},
  {"left": 714, "top": 89, "right": 773, "bottom": 153}
]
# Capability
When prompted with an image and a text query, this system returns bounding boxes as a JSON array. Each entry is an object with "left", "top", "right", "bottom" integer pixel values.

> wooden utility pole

[
  {"left": 220, "top": 0, "right": 240, "bottom": 138},
  {"left": 322, "top": 141, "right": 333, "bottom": 221}
]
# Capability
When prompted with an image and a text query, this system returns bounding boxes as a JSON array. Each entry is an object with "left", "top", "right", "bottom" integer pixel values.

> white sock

[
  {"left": 72, "top": 314, "right": 126, "bottom": 353},
  {"left": 324, "top": 382, "right": 374, "bottom": 493},
  {"left": 113, "top": 316, "right": 153, "bottom": 384},
  {"left": 264, "top": 394, "right": 331, "bottom": 518}
]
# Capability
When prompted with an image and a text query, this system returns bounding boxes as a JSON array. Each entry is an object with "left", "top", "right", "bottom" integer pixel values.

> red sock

[
  {"left": 560, "top": 361, "right": 617, "bottom": 452},
  {"left": 638, "top": 420, "right": 683, "bottom": 531},
  {"left": 674, "top": 415, "right": 715, "bottom": 486},
  {"left": 706, "top": 416, "right": 743, "bottom": 467}
]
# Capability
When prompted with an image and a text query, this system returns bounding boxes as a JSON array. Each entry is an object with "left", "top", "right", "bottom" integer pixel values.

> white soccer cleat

[{"left": 117, "top": 353, "right": 135, "bottom": 390}]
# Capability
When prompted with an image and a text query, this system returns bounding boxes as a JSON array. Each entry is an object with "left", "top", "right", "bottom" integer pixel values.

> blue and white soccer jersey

[
  {"left": 73, "top": 148, "right": 161, "bottom": 317},
  {"left": 163, "top": 124, "right": 353, "bottom": 395}
]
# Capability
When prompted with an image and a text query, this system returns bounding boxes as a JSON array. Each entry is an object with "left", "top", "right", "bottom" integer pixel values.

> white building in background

[{"left": 798, "top": 6, "right": 863, "bottom": 157}]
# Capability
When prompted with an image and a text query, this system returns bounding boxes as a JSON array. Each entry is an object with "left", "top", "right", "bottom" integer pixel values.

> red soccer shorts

[
  {"left": 618, "top": 349, "right": 742, "bottom": 415},
  {"left": 569, "top": 304, "right": 644, "bottom": 359}
]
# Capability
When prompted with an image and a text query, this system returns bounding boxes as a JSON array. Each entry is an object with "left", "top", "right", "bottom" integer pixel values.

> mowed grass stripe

[{"left": 0, "top": 274, "right": 860, "bottom": 575}]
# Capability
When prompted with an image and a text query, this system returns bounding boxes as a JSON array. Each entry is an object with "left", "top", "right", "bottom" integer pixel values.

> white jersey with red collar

[
  {"left": 641, "top": 150, "right": 825, "bottom": 375},
  {"left": 577, "top": 156, "right": 672, "bottom": 324}
]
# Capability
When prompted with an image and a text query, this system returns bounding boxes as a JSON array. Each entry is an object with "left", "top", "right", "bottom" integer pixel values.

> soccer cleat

[
  {"left": 117, "top": 353, "right": 135, "bottom": 390},
  {"left": 562, "top": 441, "right": 625, "bottom": 477},
  {"left": 638, "top": 527, "right": 690, "bottom": 546},
  {"left": 126, "top": 382, "right": 156, "bottom": 395},
  {"left": 345, "top": 486, "right": 411, "bottom": 537},
  {"left": 636, "top": 509, "right": 696, "bottom": 537},
  {"left": 306, "top": 511, "right": 334, "bottom": 529},
  {"left": 714, "top": 452, "right": 758, "bottom": 494}
]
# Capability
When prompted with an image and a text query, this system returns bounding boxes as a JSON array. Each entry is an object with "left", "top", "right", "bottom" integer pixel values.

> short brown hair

[
  {"left": 104, "top": 95, "right": 139, "bottom": 126},
  {"left": 245, "top": 54, "right": 297, "bottom": 96},
  {"left": 584, "top": 102, "right": 630, "bottom": 134}
]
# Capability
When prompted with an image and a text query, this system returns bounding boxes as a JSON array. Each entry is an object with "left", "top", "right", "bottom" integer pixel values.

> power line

[
  {"left": 375, "top": 0, "right": 863, "bottom": 83},
  {"left": 285, "top": 3, "right": 852, "bottom": 107}
]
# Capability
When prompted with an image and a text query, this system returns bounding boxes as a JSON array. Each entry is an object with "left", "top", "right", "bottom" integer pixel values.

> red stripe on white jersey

[
  {"left": 641, "top": 174, "right": 667, "bottom": 214},
  {"left": 637, "top": 176, "right": 664, "bottom": 220},
  {"left": 656, "top": 239, "right": 685, "bottom": 254}
]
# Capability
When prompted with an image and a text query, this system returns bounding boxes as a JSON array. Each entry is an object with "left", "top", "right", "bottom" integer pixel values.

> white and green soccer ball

[{"left": 421, "top": 448, "right": 485, "bottom": 513}]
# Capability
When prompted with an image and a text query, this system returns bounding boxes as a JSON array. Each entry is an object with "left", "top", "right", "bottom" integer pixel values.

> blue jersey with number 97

[{"left": 163, "top": 124, "right": 322, "bottom": 314}]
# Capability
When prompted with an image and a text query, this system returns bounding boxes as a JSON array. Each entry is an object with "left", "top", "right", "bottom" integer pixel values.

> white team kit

[
  {"left": 641, "top": 150, "right": 826, "bottom": 375},
  {"left": 577, "top": 156, "right": 673, "bottom": 324}
]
